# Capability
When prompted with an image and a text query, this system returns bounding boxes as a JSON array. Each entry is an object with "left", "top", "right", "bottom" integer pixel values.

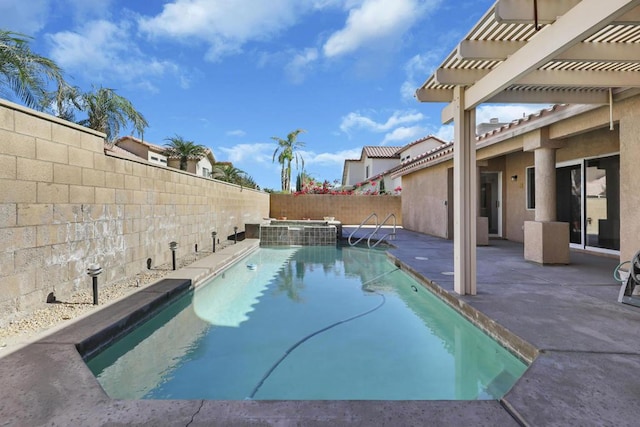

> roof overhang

[{"left": 416, "top": 0, "right": 640, "bottom": 123}]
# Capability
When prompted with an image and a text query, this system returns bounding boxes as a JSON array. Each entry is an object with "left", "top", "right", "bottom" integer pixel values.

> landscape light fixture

[
  {"left": 169, "top": 241, "right": 178, "bottom": 270},
  {"left": 211, "top": 231, "right": 217, "bottom": 252},
  {"left": 86, "top": 264, "right": 103, "bottom": 305},
  {"left": 234, "top": 226, "right": 238, "bottom": 244}
]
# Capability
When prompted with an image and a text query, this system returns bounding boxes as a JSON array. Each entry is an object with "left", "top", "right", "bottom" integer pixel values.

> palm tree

[
  {"left": 0, "top": 30, "right": 64, "bottom": 110},
  {"left": 212, "top": 163, "right": 259, "bottom": 189},
  {"left": 77, "top": 86, "right": 148, "bottom": 142},
  {"left": 271, "top": 128, "right": 305, "bottom": 192},
  {"left": 40, "top": 81, "right": 82, "bottom": 122},
  {"left": 212, "top": 163, "right": 245, "bottom": 183},
  {"left": 163, "top": 135, "right": 207, "bottom": 171},
  {"left": 239, "top": 174, "right": 258, "bottom": 190}
]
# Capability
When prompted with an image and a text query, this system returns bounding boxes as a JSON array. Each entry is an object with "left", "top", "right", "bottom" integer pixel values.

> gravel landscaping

[{"left": 0, "top": 243, "right": 235, "bottom": 354}]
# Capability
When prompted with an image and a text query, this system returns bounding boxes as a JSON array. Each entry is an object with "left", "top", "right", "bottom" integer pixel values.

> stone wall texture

[
  {"left": 0, "top": 100, "right": 268, "bottom": 323},
  {"left": 269, "top": 194, "right": 402, "bottom": 226}
]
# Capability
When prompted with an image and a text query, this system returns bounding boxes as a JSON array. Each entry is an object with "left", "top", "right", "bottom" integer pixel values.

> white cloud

[
  {"left": 0, "top": 0, "right": 116, "bottom": 35},
  {"left": 381, "top": 126, "right": 427, "bottom": 145},
  {"left": 218, "top": 143, "right": 274, "bottom": 163},
  {"left": 340, "top": 110, "right": 425, "bottom": 134},
  {"left": 401, "top": 51, "right": 442, "bottom": 101},
  {"left": 226, "top": 130, "right": 247, "bottom": 137},
  {"left": 64, "top": 0, "right": 114, "bottom": 22},
  {"left": 302, "top": 148, "right": 362, "bottom": 166},
  {"left": 323, "top": 0, "right": 437, "bottom": 58},
  {"left": 285, "top": 48, "right": 319, "bottom": 84},
  {"left": 0, "top": 0, "right": 50, "bottom": 34},
  {"left": 46, "top": 19, "right": 187, "bottom": 90},
  {"left": 138, "top": 0, "right": 307, "bottom": 61},
  {"left": 434, "top": 124, "right": 453, "bottom": 142}
]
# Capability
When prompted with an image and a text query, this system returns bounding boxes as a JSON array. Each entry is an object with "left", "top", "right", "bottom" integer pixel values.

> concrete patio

[{"left": 1, "top": 229, "right": 639, "bottom": 426}]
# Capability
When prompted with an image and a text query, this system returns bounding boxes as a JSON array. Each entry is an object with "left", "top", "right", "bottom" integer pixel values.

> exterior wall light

[{"left": 511, "top": 175, "right": 518, "bottom": 181}]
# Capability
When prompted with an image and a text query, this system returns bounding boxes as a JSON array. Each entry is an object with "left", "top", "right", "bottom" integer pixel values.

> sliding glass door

[
  {"left": 556, "top": 155, "right": 620, "bottom": 252},
  {"left": 556, "top": 164, "right": 582, "bottom": 245},
  {"left": 585, "top": 156, "right": 620, "bottom": 250}
]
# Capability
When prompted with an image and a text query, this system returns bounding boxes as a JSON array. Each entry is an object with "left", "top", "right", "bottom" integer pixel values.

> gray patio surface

[{"left": 1, "top": 229, "right": 639, "bottom": 426}]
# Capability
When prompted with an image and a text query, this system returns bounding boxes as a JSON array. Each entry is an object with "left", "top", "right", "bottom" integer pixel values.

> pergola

[{"left": 416, "top": 0, "right": 640, "bottom": 295}]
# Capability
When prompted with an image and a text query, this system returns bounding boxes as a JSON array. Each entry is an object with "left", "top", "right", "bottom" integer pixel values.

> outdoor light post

[
  {"left": 211, "top": 231, "right": 217, "bottom": 253},
  {"left": 234, "top": 226, "right": 238, "bottom": 244},
  {"left": 169, "top": 241, "right": 178, "bottom": 271},
  {"left": 86, "top": 264, "right": 103, "bottom": 305}
]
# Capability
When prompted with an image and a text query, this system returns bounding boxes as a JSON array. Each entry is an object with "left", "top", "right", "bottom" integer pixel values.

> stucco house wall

[
  {"left": 397, "top": 95, "right": 639, "bottom": 261},
  {"left": 364, "top": 157, "right": 397, "bottom": 180},
  {"left": 504, "top": 151, "right": 534, "bottom": 242},
  {"left": 399, "top": 138, "right": 446, "bottom": 162},
  {"left": 401, "top": 162, "right": 449, "bottom": 238}
]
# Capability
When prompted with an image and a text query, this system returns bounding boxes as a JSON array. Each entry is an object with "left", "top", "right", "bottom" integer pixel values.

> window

[
  {"left": 365, "top": 166, "right": 370, "bottom": 179},
  {"left": 526, "top": 167, "right": 535, "bottom": 210},
  {"left": 202, "top": 168, "right": 210, "bottom": 177},
  {"left": 151, "top": 156, "right": 158, "bottom": 161},
  {"left": 160, "top": 159, "right": 167, "bottom": 164}
]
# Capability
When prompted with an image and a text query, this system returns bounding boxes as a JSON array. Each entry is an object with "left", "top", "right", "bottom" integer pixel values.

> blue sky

[{"left": 0, "top": 0, "right": 547, "bottom": 190}]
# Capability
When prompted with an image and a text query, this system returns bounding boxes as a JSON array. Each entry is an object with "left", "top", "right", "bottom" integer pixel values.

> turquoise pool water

[{"left": 87, "top": 246, "right": 526, "bottom": 400}]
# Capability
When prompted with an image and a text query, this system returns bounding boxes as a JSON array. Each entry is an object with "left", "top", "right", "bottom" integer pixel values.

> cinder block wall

[
  {"left": 269, "top": 194, "right": 402, "bottom": 225},
  {"left": 0, "top": 100, "right": 268, "bottom": 323}
]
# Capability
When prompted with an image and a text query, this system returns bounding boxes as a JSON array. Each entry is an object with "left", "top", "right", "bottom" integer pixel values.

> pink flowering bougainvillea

[{"left": 293, "top": 178, "right": 401, "bottom": 196}]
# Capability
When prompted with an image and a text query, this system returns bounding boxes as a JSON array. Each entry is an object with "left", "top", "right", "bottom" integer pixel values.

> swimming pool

[{"left": 87, "top": 246, "right": 526, "bottom": 400}]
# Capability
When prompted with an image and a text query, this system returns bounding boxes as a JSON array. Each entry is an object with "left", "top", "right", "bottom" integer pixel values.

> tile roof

[
  {"left": 115, "top": 135, "right": 166, "bottom": 153},
  {"left": 395, "top": 135, "right": 449, "bottom": 155},
  {"left": 362, "top": 146, "right": 402, "bottom": 159},
  {"left": 392, "top": 103, "right": 582, "bottom": 178},
  {"left": 104, "top": 143, "right": 144, "bottom": 161}
]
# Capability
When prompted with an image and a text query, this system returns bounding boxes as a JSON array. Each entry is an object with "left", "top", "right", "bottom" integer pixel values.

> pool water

[{"left": 87, "top": 246, "right": 526, "bottom": 400}]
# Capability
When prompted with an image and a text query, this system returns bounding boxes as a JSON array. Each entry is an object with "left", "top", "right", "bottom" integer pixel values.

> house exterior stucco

[{"left": 397, "top": 95, "right": 640, "bottom": 263}]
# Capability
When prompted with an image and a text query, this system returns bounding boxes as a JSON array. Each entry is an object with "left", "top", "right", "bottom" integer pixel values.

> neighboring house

[
  {"left": 167, "top": 149, "right": 216, "bottom": 177},
  {"left": 342, "top": 136, "right": 448, "bottom": 193},
  {"left": 115, "top": 136, "right": 216, "bottom": 177},
  {"left": 397, "top": 135, "right": 448, "bottom": 163},
  {"left": 342, "top": 146, "right": 401, "bottom": 189},
  {"left": 104, "top": 142, "right": 147, "bottom": 162},
  {"left": 114, "top": 136, "right": 168, "bottom": 167}
]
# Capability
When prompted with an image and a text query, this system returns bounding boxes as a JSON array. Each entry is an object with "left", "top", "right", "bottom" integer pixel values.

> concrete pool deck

[{"left": 1, "top": 230, "right": 639, "bottom": 426}]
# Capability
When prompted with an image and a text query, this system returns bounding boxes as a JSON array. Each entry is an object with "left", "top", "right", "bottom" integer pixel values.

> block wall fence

[
  {"left": 0, "top": 100, "right": 268, "bottom": 323},
  {"left": 269, "top": 194, "right": 402, "bottom": 226}
]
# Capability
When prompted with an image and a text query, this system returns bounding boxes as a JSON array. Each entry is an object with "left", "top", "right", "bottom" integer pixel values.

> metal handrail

[
  {"left": 348, "top": 213, "right": 378, "bottom": 246},
  {"left": 367, "top": 213, "right": 397, "bottom": 248}
]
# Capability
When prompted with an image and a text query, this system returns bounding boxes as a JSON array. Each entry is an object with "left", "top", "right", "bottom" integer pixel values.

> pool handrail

[
  {"left": 367, "top": 213, "right": 397, "bottom": 248},
  {"left": 348, "top": 213, "right": 378, "bottom": 246}
]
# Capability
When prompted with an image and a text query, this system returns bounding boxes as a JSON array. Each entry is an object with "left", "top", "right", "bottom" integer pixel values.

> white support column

[
  {"left": 523, "top": 129, "right": 569, "bottom": 264},
  {"left": 453, "top": 86, "right": 477, "bottom": 295},
  {"left": 534, "top": 147, "right": 557, "bottom": 222}
]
